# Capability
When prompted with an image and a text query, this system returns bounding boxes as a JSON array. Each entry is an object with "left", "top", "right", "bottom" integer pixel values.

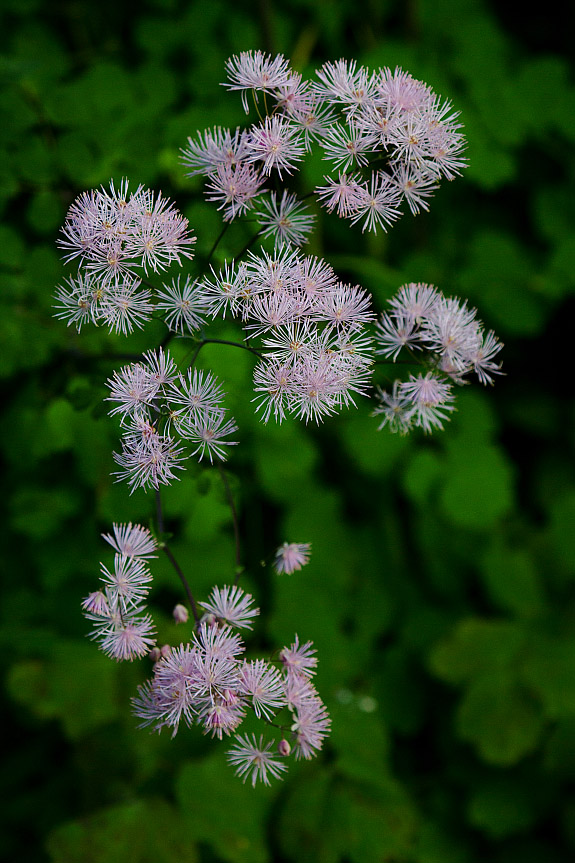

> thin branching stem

[
  {"left": 218, "top": 466, "right": 243, "bottom": 584},
  {"left": 155, "top": 489, "right": 200, "bottom": 623},
  {"left": 233, "top": 229, "right": 263, "bottom": 263}
]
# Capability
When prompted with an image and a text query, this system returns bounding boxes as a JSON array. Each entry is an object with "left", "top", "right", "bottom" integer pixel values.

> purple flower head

[
  {"left": 53, "top": 271, "right": 101, "bottom": 331},
  {"left": 288, "top": 678, "right": 331, "bottom": 760},
  {"left": 252, "top": 357, "right": 296, "bottom": 424},
  {"left": 399, "top": 372, "right": 456, "bottom": 433},
  {"left": 315, "top": 172, "right": 362, "bottom": 218},
  {"left": 319, "top": 121, "right": 378, "bottom": 172},
  {"left": 199, "top": 584, "right": 260, "bottom": 630},
  {"left": 205, "top": 162, "right": 267, "bottom": 221},
  {"left": 81, "top": 590, "right": 109, "bottom": 617},
  {"left": 255, "top": 191, "right": 315, "bottom": 249},
  {"left": 113, "top": 421, "right": 186, "bottom": 492},
  {"left": 180, "top": 127, "right": 252, "bottom": 176},
  {"left": 374, "top": 311, "right": 422, "bottom": 360},
  {"left": 239, "top": 659, "right": 287, "bottom": 720},
  {"left": 279, "top": 635, "right": 318, "bottom": 679},
  {"left": 91, "top": 605, "right": 157, "bottom": 662},
  {"left": 227, "top": 733, "right": 288, "bottom": 786},
  {"left": 314, "top": 59, "right": 377, "bottom": 115},
  {"left": 102, "top": 523, "right": 157, "bottom": 561},
  {"left": 313, "top": 282, "right": 375, "bottom": 330},
  {"left": 198, "top": 694, "right": 246, "bottom": 739},
  {"left": 246, "top": 115, "right": 306, "bottom": 179},
  {"left": 155, "top": 275, "right": 208, "bottom": 335},
  {"left": 372, "top": 382, "right": 414, "bottom": 435},
  {"left": 348, "top": 172, "right": 403, "bottom": 233},
  {"left": 99, "top": 554, "right": 153, "bottom": 609},
  {"left": 274, "top": 542, "right": 311, "bottom": 575},
  {"left": 224, "top": 51, "right": 292, "bottom": 113}
]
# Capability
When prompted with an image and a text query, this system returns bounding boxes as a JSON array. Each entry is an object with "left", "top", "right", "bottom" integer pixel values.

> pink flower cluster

[
  {"left": 106, "top": 348, "right": 238, "bottom": 490},
  {"left": 133, "top": 615, "right": 330, "bottom": 785},
  {"left": 82, "top": 527, "right": 329, "bottom": 786},
  {"left": 181, "top": 51, "right": 466, "bottom": 239},
  {"left": 197, "top": 247, "right": 375, "bottom": 423},
  {"left": 55, "top": 180, "right": 196, "bottom": 334},
  {"left": 373, "top": 283, "right": 503, "bottom": 434},
  {"left": 81, "top": 523, "right": 158, "bottom": 661}
]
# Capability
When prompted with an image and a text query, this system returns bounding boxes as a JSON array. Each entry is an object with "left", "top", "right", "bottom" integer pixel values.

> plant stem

[
  {"left": 200, "top": 337, "right": 263, "bottom": 360},
  {"left": 233, "top": 229, "right": 263, "bottom": 263},
  {"left": 155, "top": 489, "right": 200, "bottom": 623},
  {"left": 218, "top": 466, "right": 243, "bottom": 584},
  {"left": 204, "top": 221, "right": 231, "bottom": 270}
]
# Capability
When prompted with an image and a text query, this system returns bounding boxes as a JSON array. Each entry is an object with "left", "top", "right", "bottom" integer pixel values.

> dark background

[{"left": 2, "top": 0, "right": 575, "bottom": 860}]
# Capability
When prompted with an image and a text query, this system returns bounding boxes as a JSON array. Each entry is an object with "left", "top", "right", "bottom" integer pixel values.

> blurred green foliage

[{"left": 1, "top": 0, "right": 575, "bottom": 861}]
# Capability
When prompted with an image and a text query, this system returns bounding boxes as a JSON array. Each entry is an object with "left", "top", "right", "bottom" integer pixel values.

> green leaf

[
  {"left": 343, "top": 778, "right": 419, "bottom": 862},
  {"left": 46, "top": 799, "right": 196, "bottom": 863},
  {"left": 277, "top": 770, "right": 334, "bottom": 862},
  {"left": 547, "top": 488, "right": 575, "bottom": 577},
  {"left": 176, "top": 754, "right": 274, "bottom": 863},
  {"left": 340, "top": 410, "right": 411, "bottom": 476},
  {"left": 520, "top": 633, "right": 575, "bottom": 719},
  {"left": 467, "top": 776, "right": 539, "bottom": 838},
  {"left": 0, "top": 225, "right": 25, "bottom": 269},
  {"left": 402, "top": 447, "right": 444, "bottom": 505},
  {"left": 440, "top": 441, "right": 514, "bottom": 529},
  {"left": 416, "top": 821, "right": 471, "bottom": 863},
  {"left": 330, "top": 701, "right": 391, "bottom": 786},
  {"left": 254, "top": 421, "right": 318, "bottom": 502},
  {"left": 27, "top": 190, "right": 64, "bottom": 234},
  {"left": 7, "top": 641, "right": 120, "bottom": 739},
  {"left": 459, "top": 231, "right": 544, "bottom": 336},
  {"left": 481, "top": 541, "right": 544, "bottom": 618},
  {"left": 429, "top": 617, "right": 525, "bottom": 685},
  {"left": 544, "top": 718, "right": 575, "bottom": 776},
  {"left": 11, "top": 486, "right": 82, "bottom": 540},
  {"left": 456, "top": 672, "right": 544, "bottom": 765}
]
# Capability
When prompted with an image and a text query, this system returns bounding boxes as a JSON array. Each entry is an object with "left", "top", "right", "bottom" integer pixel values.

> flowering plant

[{"left": 54, "top": 51, "right": 501, "bottom": 786}]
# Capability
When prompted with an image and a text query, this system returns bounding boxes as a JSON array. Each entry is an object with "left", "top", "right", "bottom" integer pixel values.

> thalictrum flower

[
  {"left": 227, "top": 734, "right": 288, "bottom": 787},
  {"left": 199, "top": 585, "right": 260, "bottom": 630},
  {"left": 274, "top": 542, "right": 311, "bottom": 574}
]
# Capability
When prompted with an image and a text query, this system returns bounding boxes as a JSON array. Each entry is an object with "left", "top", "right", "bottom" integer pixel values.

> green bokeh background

[{"left": 2, "top": 0, "right": 574, "bottom": 860}]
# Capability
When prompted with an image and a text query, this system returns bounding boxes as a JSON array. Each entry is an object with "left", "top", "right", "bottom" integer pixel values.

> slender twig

[
  {"left": 204, "top": 221, "right": 231, "bottom": 270},
  {"left": 160, "top": 329, "right": 175, "bottom": 350},
  {"left": 201, "top": 338, "right": 263, "bottom": 360},
  {"left": 218, "top": 466, "right": 243, "bottom": 584},
  {"left": 233, "top": 229, "right": 263, "bottom": 263},
  {"left": 374, "top": 358, "right": 420, "bottom": 365},
  {"left": 140, "top": 277, "right": 159, "bottom": 292},
  {"left": 155, "top": 489, "right": 200, "bottom": 623}
]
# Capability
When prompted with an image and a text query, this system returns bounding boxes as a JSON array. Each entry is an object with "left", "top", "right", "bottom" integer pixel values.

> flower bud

[
  {"left": 173, "top": 603, "right": 189, "bottom": 624},
  {"left": 278, "top": 738, "right": 291, "bottom": 757},
  {"left": 149, "top": 647, "right": 162, "bottom": 662},
  {"left": 160, "top": 644, "right": 172, "bottom": 658}
]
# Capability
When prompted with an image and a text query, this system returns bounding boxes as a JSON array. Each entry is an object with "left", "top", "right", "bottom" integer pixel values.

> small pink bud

[
  {"left": 278, "top": 739, "right": 291, "bottom": 757},
  {"left": 160, "top": 644, "right": 172, "bottom": 658},
  {"left": 149, "top": 647, "right": 162, "bottom": 662},
  {"left": 173, "top": 603, "right": 189, "bottom": 624}
]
